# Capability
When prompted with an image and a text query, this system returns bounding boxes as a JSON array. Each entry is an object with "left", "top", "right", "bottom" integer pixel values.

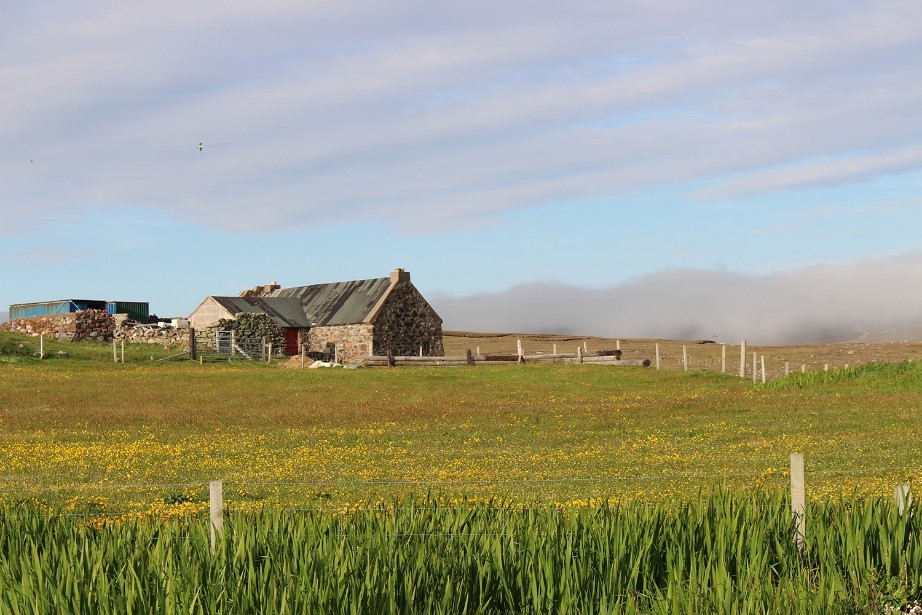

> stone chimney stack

[{"left": 390, "top": 268, "right": 410, "bottom": 283}]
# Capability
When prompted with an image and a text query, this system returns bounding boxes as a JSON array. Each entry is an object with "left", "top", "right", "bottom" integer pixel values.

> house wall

[
  {"left": 372, "top": 281, "right": 444, "bottom": 357},
  {"left": 188, "top": 298, "right": 233, "bottom": 330},
  {"left": 307, "top": 324, "right": 374, "bottom": 364}
]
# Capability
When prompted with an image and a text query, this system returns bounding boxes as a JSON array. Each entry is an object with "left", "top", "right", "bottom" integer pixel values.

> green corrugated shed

[{"left": 106, "top": 301, "right": 150, "bottom": 323}]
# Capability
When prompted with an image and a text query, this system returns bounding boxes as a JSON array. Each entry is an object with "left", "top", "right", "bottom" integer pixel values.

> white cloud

[{"left": 2, "top": 0, "right": 921, "bottom": 236}]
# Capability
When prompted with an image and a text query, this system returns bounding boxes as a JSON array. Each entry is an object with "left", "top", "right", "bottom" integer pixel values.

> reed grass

[{"left": 0, "top": 492, "right": 919, "bottom": 613}]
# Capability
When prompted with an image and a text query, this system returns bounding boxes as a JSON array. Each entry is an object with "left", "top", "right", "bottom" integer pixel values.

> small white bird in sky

[
  {"left": 27, "top": 159, "right": 34, "bottom": 164},
  {"left": 197, "top": 142, "right": 204, "bottom": 151}
]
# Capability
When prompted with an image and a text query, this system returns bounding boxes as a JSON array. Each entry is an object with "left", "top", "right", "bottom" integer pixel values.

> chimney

[{"left": 390, "top": 268, "right": 410, "bottom": 283}]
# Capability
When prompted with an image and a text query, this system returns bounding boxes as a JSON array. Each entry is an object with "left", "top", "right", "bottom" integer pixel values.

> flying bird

[
  {"left": 197, "top": 142, "right": 204, "bottom": 151},
  {"left": 28, "top": 159, "right": 34, "bottom": 164}
]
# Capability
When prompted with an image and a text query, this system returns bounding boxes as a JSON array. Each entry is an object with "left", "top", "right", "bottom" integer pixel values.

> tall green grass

[
  {"left": 1, "top": 492, "right": 919, "bottom": 614},
  {"left": 761, "top": 359, "right": 922, "bottom": 391}
]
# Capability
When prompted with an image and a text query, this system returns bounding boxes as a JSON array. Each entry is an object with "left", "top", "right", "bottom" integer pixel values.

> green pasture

[{"left": 0, "top": 330, "right": 921, "bottom": 512}]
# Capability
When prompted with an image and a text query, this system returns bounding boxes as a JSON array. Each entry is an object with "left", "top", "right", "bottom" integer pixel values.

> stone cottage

[{"left": 187, "top": 269, "right": 444, "bottom": 363}]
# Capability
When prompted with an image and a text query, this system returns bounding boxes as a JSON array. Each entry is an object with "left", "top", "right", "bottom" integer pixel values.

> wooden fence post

[
  {"left": 121, "top": 340, "right": 125, "bottom": 364},
  {"left": 466, "top": 349, "right": 474, "bottom": 366},
  {"left": 113, "top": 339, "right": 118, "bottom": 363},
  {"left": 790, "top": 453, "right": 805, "bottom": 548},
  {"left": 785, "top": 361, "right": 790, "bottom": 377},
  {"left": 577, "top": 346, "right": 583, "bottom": 364},
  {"left": 210, "top": 480, "right": 223, "bottom": 551},
  {"left": 40, "top": 334, "right": 44, "bottom": 360},
  {"left": 761, "top": 356, "right": 766, "bottom": 384},
  {"left": 301, "top": 344, "right": 305, "bottom": 368},
  {"left": 801, "top": 364, "right": 806, "bottom": 374},
  {"left": 552, "top": 343, "right": 557, "bottom": 355},
  {"left": 682, "top": 345, "right": 688, "bottom": 372},
  {"left": 517, "top": 339, "right": 523, "bottom": 362},
  {"left": 752, "top": 352, "right": 757, "bottom": 385},
  {"left": 655, "top": 343, "right": 660, "bottom": 370},
  {"left": 740, "top": 340, "right": 747, "bottom": 378},
  {"left": 721, "top": 345, "right": 726, "bottom": 373},
  {"left": 616, "top": 340, "right": 621, "bottom": 351}
]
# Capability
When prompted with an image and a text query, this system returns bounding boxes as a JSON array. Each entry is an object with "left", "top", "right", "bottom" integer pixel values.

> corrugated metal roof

[
  {"left": 211, "top": 296, "right": 313, "bottom": 328},
  {"left": 270, "top": 277, "right": 391, "bottom": 325}
]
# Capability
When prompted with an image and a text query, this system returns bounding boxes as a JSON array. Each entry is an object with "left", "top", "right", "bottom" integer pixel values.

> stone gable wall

[{"left": 372, "top": 281, "right": 444, "bottom": 357}]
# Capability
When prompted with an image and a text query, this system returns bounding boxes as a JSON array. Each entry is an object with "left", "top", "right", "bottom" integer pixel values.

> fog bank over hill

[{"left": 432, "top": 253, "right": 922, "bottom": 345}]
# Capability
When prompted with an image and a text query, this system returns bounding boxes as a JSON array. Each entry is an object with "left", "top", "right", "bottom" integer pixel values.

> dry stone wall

[{"left": 1, "top": 309, "right": 114, "bottom": 341}]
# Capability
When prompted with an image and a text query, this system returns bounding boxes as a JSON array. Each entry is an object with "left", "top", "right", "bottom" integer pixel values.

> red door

[{"left": 285, "top": 328, "right": 299, "bottom": 356}]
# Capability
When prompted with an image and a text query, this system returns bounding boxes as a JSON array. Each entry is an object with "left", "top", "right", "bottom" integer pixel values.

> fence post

[
  {"left": 552, "top": 343, "right": 556, "bottom": 355},
  {"left": 301, "top": 345, "right": 305, "bottom": 368},
  {"left": 583, "top": 341, "right": 588, "bottom": 353},
  {"left": 785, "top": 361, "right": 789, "bottom": 377},
  {"left": 655, "top": 343, "right": 660, "bottom": 370},
  {"left": 517, "top": 339, "right": 523, "bottom": 362},
  {"left": 121, "top": 340, "right": 125, "bottom": 364},
  {"left": 895, "top": 485, "right": 912, "bottom": 515},
  {"left": 790, "top": 453, "right": 805, "bottom": 548},
  {"left": 801, "top": 364, "right": 806, "bottom": 374},
  {"left": 761, "top": 356, "right": 766, "bottom": 384},
  {"left": 682, "top": 345, "right": 688, "bottom": 372},
  {"left": 190, "top": 328, "right": 197, "bottom": 361},
  {"left": 466, "top": 349, "right": 474, "bottom": 366},
  {"left": 721, "top": 344, "right": 726, "bottom": 373},
  {"left": 113, "top": 339, "right": 118, "bottom": 363},
  {"left": 210, "top": 480, "right": 223, "bottom": 551},
  {"left": 740, "top": 340, "right": 747, "bottom": 378},
  {"left": 616, "top": 340, "right": 621, "bottom": 351},
  {"left": 752, "top": 352, "right": 757, "bottom": 385},
  {"left": 577, "top": 346, "right": 583, "bottom": 364},
  {"left": 40, "top": 334, "right": 44, "bottom": 360}
]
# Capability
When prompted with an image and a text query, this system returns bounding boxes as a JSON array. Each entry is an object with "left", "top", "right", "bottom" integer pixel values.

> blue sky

[{"left": 2, "top": 1, "right": 921, "bottom": 341}]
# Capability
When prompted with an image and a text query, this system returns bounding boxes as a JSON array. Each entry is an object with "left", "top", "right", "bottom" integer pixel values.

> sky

[{"left": 2, "top": 1, "right": 921, "bottom": 343}]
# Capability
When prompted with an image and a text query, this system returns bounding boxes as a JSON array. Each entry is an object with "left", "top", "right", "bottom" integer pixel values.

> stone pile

[
  {"left": 115, "top": 321, "right": 190, "bottom": 348},
  {"left": 215, "top": 312, "right": 285, "bottom": 348},
  {"left": 2, "top": 309, "right": 114, "bottom": 341}
]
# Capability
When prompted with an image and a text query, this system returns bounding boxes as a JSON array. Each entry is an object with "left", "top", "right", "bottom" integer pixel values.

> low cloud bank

[{"left": 431, "top": 253, "right": 922, "bottom": 345}]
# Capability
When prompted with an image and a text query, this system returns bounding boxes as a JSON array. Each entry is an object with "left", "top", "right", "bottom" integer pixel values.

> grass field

[
  {"left": 3, "top": 330, "right": 922, "bottom": 612},
  {"left": 1, "top": 330, "right": 921, "bottom": 518}
]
